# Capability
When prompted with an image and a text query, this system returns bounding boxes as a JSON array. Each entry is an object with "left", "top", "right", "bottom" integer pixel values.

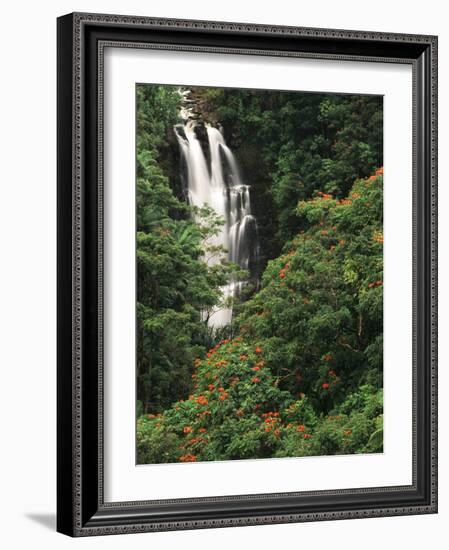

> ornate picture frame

[{"left": 57, "top": 12, "right": 437, "bottom": 536}]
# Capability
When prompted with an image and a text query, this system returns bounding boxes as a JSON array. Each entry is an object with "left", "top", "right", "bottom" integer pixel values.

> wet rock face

[
  {"left": 174, "top": 124, "right": 187, "bottom": 141},
  {"left": 193, "top": 121, "right": 208, "bottom": 142}
]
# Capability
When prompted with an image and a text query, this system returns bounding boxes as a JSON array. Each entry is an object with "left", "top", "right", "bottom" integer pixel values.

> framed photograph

[{"left": 57, "top": 12, "right": 438, "bottom": 536}]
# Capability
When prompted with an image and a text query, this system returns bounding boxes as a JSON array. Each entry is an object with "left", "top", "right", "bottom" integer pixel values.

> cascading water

[{"left": 174, "top": 106, "right": 260, "bottom": 327}]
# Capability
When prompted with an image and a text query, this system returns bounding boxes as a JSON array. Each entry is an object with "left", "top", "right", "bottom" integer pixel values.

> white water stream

[{"left": 175, "top": 118, "right": 259, "bottom": 327}]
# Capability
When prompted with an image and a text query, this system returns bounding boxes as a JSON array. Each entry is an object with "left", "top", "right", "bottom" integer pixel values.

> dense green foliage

[
  {"left": 137, "top": 337, "right": 382, "bottom": 463},
  {"left": 136, "top": 86, "right": 235, "bottom": 412},
  {"left": 192, "top": 88, "right": 382, "bottom": 251},
  {"left": 136, "top": 84, "right": 383, "bottom": 461},
  {"left": 237, "top": 170, "right": 384, "bottom": 404}
]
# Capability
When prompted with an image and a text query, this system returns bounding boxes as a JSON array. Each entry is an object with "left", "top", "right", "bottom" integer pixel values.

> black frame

[{"left": 57, "top": 12, "right": 438, "bottom": 536}]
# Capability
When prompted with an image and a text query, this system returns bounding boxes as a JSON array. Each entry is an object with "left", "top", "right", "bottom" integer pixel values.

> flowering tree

[{"left": 137, "top": 171, "right": 384, "bottom": 462}]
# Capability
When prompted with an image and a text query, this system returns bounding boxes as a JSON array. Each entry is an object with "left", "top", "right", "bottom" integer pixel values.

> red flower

[
  {"left": 297, "top": 424, "right": 306, "bottom": 433},
  {"left": 303, "top": 434, "right": 312, "bottom": 440},
  {"left": 251, "top": 377, "right": 260, "bottom": 383},
  {"left": 322, "top": 383, "right": 330, "bottom": 390}
]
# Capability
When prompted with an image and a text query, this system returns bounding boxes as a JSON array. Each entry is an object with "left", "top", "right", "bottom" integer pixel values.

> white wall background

[{"left": 0, "top": 0, "right": 445, "bottom": 548}]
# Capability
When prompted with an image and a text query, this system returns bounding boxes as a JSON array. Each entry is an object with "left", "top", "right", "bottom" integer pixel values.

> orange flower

[
  {"left": 373, "top": 232, "right": 384, "bottom": 244},
  {"left": 375, "top": 167, "right": 384, "bottom": 175},
  {"left": 297, "top": 424, "right": 306, "bottom": 433},
  {"left": 196, "top": 396, "right": 209, "bottom": 406},
  {"left": 239, "top": 355, "right": 248, "bottom": 361},
  {"left": 218, "top": 393, "right": 228, "bottom": 401},
  {"left": 194, "top": 358, "right": 202, "bottom": 367},
  {"left": 317, "top": 191, "right": 333, "bottom": 200},
  {"left": 274, "top": 429, "right": 281, "bottom": 437},
  {"left": 303, "top": 434, "right": 312, "bottom": 440},
  {"left": 179, "top": 454, "right": 197, "bottom": 462},
  {"left": 251, "top": 377, "right": 260, "bottom": 383},
  {"left": 218, "top": 387, "right": 225, "bottom": 393},
  {"left": 369, "top": 281, "right": 383, "bottom": 289},
  {"left": 323, "top": 353, "right": 333, "bottom": 362},
  {"left": 198, "top": 428, "right": 207, "bottom": 433},
  {"left": 183, "top": 426, "right": 193, "bottom": 434},
  {"left": 208, "top": 384, "right": 215, "bottom": 391},
  {"left": 255, "top": 346, "right": 263, "bottom": 354}
]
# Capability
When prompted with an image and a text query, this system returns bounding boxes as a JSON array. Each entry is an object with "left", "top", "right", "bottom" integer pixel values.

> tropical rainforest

[{"left": 136, "top": 83, "right": 384, "bottom": 464}]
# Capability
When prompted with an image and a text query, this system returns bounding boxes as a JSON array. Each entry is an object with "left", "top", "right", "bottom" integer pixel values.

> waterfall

[{"left": 174, "top": 118, "right": 259, "bottom": 328}]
